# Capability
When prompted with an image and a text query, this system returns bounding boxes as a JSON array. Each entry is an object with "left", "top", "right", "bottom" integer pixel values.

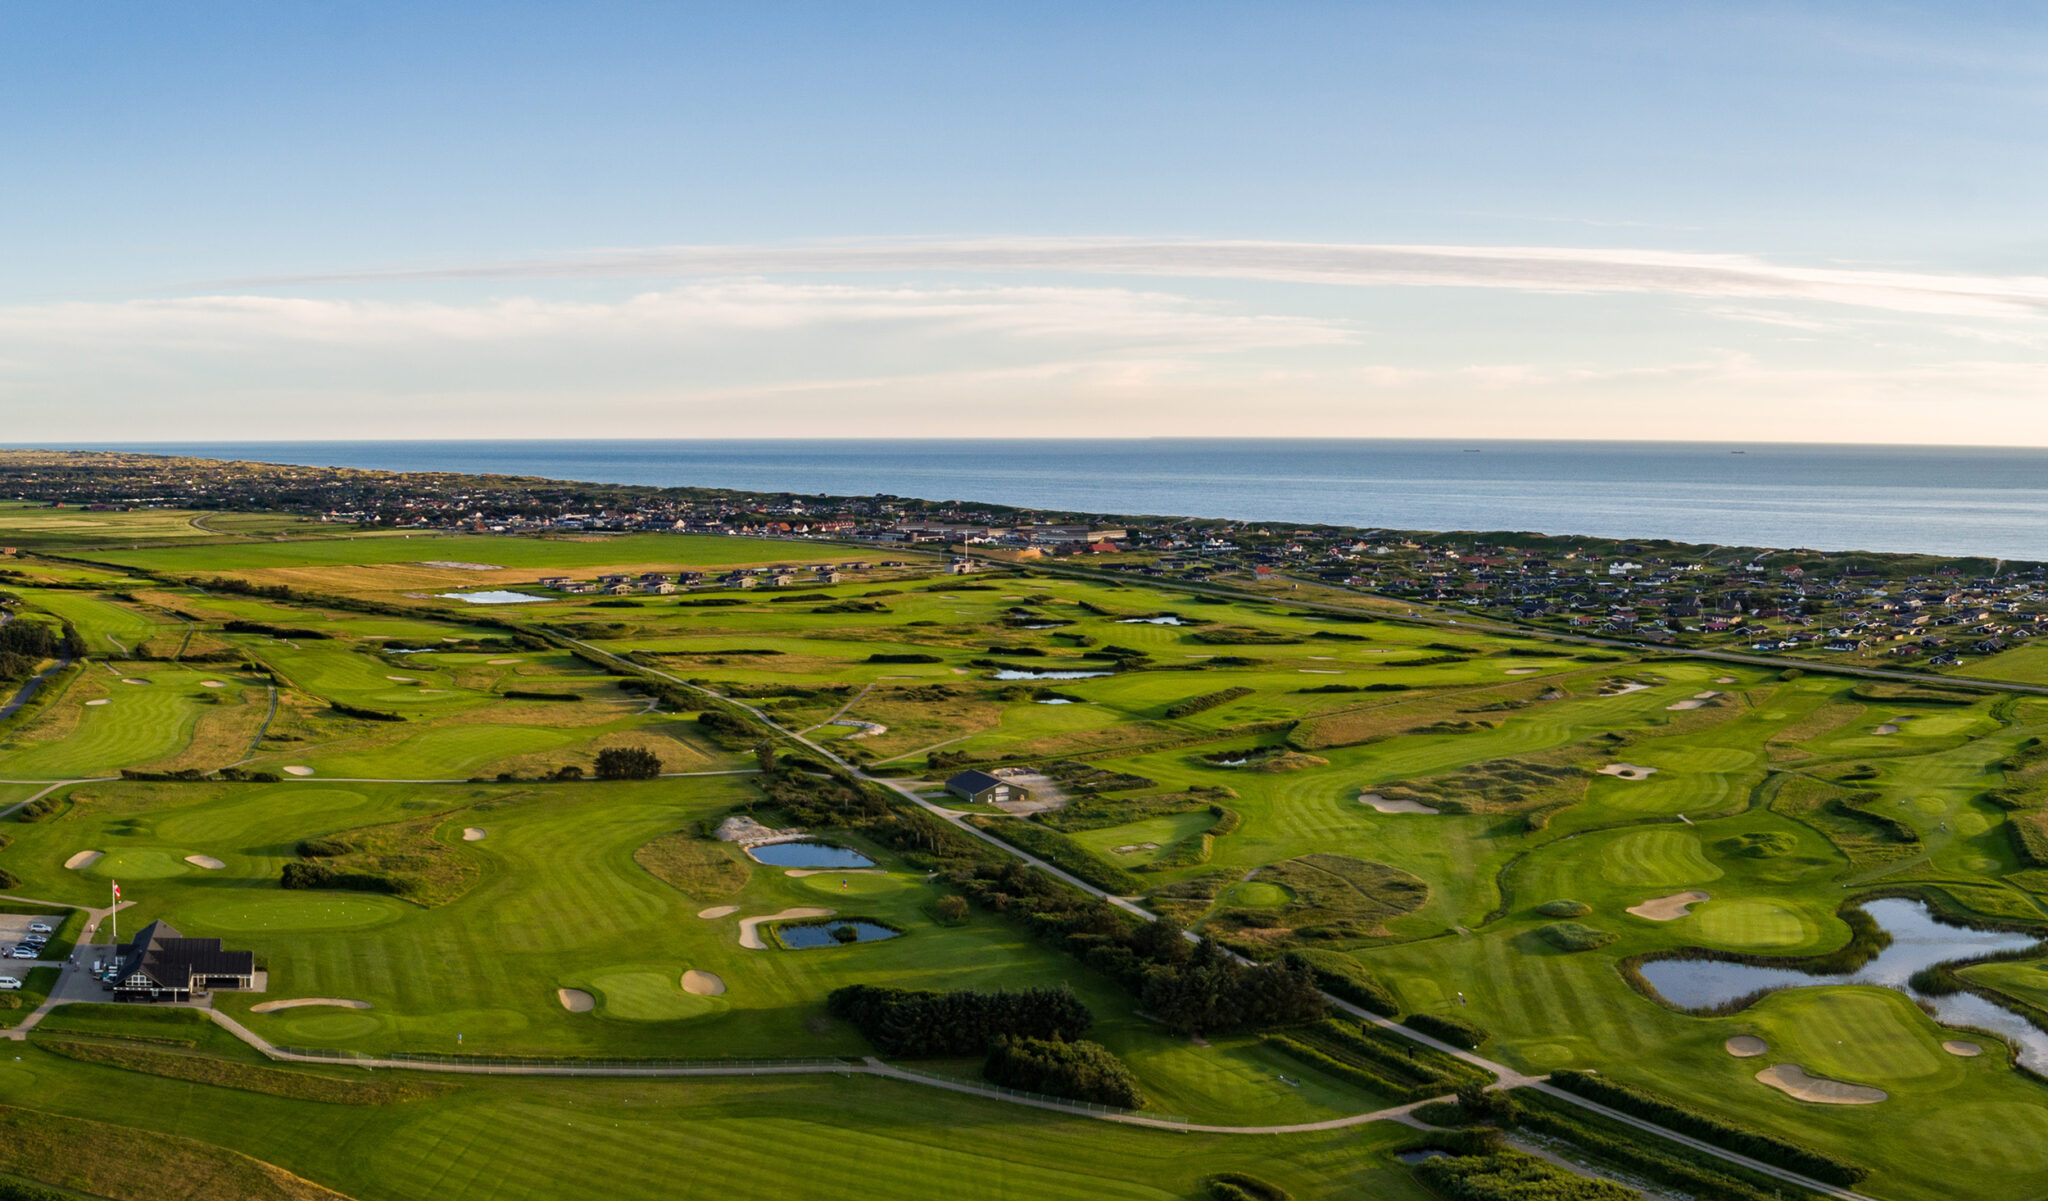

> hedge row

[
  {"left": 1165, "top": 686, "right": 1256, "bottom": 719},
  {"left": 1204, "top": 1174, "right": 1290, "bottom": 1201},
  {"left": 1546, "top": 1070, "right": 1868, "bottom": 1185},
  {"left": 971, "top": 818, "right": 1146, "bottom": 896},
  {"left": 1513, "top": 1092, "right": 1788, "bottom": 1201},
  {"left": 1285, "top": 948, "right": 1399, "bottom": 1017},
  {"left": 1405, "top": 1012, "right": 1489, "bottom": 1049}
]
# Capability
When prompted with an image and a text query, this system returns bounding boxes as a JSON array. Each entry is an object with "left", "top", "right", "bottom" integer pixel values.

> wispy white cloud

[{"left": 217, "top": 237, "right": 2048, "bottom": 319}]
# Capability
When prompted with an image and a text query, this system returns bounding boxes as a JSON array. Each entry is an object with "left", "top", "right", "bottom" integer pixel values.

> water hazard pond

[
  {"left": 1641, "top": 898, "right": 2048, "bottom": 1069},
  {"left": 745, "top": 841, "right": 876, "bottom": 869},
  {"left": 777, "top": 920, "right": 900, "bottom": 949}
]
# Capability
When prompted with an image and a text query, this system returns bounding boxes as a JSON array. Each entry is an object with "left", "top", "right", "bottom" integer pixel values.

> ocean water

[{"left": 37, "top": 439, "right": 2048, "bottom": 561}]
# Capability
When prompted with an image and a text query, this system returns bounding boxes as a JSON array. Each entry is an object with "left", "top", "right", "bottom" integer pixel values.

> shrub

[
  {"left": 1537, "top": 922, "right": 1616, "bottom": 952},
  {"left": 0, "top": 868, "right": 16, "bottom": 890},
  {"left": 329, "top": 701, "right": 404, "bottom": 722},
  {"left": 502, "top": 689, "right": 579, "bottom": 701},
  {"left": 1546, "top": 1070, "right": 1868, "bottom": 1185},
  {"left": 934, "top": 895, "right": 969, "bottom": 924},
  {"left": 970, "top": 819, "right": 1145, "bottom": 895},
  {"left": 595, "top": 747, "right": 663, "bottom": 780},
  {"left": 1165, "top": 686, "right": 1257, "bottom": 719},
  {"left": 1535, "top": 899, "right": 1590, "bottom": 918},
  {"left": 1415, "top": 1150, "right": 1639, "bottom": 1199},
  {"left": 1283, "top": 949, "right": 1399, "bottom": 1017},
  {"left": 16, "top": 798, "right": 58, "bottom": 823},
  {"left": 1203, "top": 1174, "right": 1290, "bottom": 1201},
  {"left": 983, "top": 1036, "right": 1143, "bottom": 1108},
  {"left": 828, "top": 984, "right": 1094, "bottom": 1057},
  {"left": 1405, "top": 1012, "right": 1488, "bottom": 1048},
  {"left": 280, "top": 862, "right": 404, "bottom": 894},
  {"left": 866, "top": 652, "right": 942, "bottom": 664}
]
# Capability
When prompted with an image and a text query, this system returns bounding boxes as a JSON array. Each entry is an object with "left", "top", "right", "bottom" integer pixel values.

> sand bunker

[
  {"left": 681, "top": 970, "right": 727, "bottom": 996},
  {"left": 386, "top": 675, "right": 416, "bottom": 682},
  {"left": 1668, "top": 690, "right": 1723, "bottom": 710},
  {"left": 84, "top": 699, "right": 110, "bottom": 707},
  {"left": 697, "top": 905, "right": 739, "bottom": 919},
  {"left": 1725, "top": 1036, "right": 1769, "bottom": 1058},
  {"left": 1505, "top": 667, "right": 1541, "bottom": 675},
  {"left": 738, "top": 907, "right": 833, "bottom": 950},
  {"left": 1944, "top": 1040, "right": 1982, "bottom": 1057},
  {"left": 64, "top": 851, "right": 103, "bottom": 870},
  {"left": 487, "top": 658, "right": 523, "bottom": 665},
  {"left": 1599, "top": 763, "right": 1658, "bottom": 780},
  {"left": 1628, "top": 890, "right": 1711, "bottom": 921},
  {"left": 201, "top": 680, "right": 226, "bottom": 688},
  {"left": 1601, "top": 682, "right": 1650, "bottom": 697},
  {"left": 557, "top": 988, "right": 595, "bottom": 1012},
  {"left": 249, "top": 998, "right": 371, "bottom": 1013},
  {"left": 784, "top": 868, "right": 883, "bottom": 878},
  {"left": 1875, "top": 723, "right": 1899, "bottom": 735},
  {"left": 184, "top": 855, "right": 225, "bottom": 870},
  {"left": 1360, "top": 792, "right": 1440, "bottom": 815},
  {"left": 282, "top": 766, "right": 315, "bottom": 777},
  {"left": 122, "top": 678, "right": 149, "bottom": 685},
  {"left": 1757, "top": 1064, "right": 1887, "bottom": 1105},
  {"left": 1714, "top": 677, "right": 1738, "bottom": 684},
  {"left": 462, "top": 827, "right": 486, "bottom": 841}
]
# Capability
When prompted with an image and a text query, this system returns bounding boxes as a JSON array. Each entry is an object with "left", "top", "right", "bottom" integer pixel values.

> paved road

[{"left": 0, "top": 656, "right": 73, "bottom": 724}]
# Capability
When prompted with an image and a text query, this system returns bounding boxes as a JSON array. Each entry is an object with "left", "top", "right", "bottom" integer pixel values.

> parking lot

[{"left": 0, "top": 912, "right": 62, "bottom": 983}]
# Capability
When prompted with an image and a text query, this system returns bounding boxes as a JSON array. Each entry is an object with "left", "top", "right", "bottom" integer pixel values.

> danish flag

[{"left": 112, "top": 882, "right": 121, "bottom": 901}]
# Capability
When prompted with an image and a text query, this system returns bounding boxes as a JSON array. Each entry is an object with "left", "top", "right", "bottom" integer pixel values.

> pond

[
  {"left": 993, "top": 669, "right": 1113, "bottom": 680},
  {"left": 777, "top": 920, "right": 900, "bottom": 949},
  {"left": 436, "top": 590, "right": 551, "bottom": 604},
  {"left": 1640, "top": 898, "right": 2048, "bottom": 1069},
  {"left": 1118, "top": 616, "right": 1186, "bottom": 626},
  {"left": 1037, "top": 698, "right": 1078, "bottom": 705},
  {"left": 745, "top": 841, "right": 877, "bottom": 869}
]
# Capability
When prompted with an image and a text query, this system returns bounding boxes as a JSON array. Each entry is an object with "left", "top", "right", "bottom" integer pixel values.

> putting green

[
  {"left": 1599, "top": 828, "right": 1724, "bottom": 887},
  {"left": 179, "top": 892, "right": 409, "bottom": 934},
  {"left": 588, "top": 970, "right": 725, "bottom": 1021},
  {"left": 791, "top": 872, "right": 915, "bottom": 900},
  {"left": 1692, "top": 899, "right": 1812, "bottom": 948},
  {"left": 1751, "top": 988, "right": 1946, "bottom": 1083},
  {"left": 85, "top": 850, "right": 193, "bottom": 879},
  {"left": 274, "top": 1009, "right": 385, "bottom": 1043},
  {"left": 1223, "top": 881, "right": 1293, "bottom": 908}
]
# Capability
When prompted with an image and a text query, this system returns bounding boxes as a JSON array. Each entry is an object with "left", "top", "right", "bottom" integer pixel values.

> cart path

[{"left": 799, "top": 681, "right": 875, "bottom": 735}]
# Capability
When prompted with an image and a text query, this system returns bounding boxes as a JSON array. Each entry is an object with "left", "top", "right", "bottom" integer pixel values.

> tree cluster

[
  {"left": 594, "top": 747, "right": 663, "bottom": 779},
  {"left": 982, "top": 1036, "right": 1142, "bottom": 1108}
]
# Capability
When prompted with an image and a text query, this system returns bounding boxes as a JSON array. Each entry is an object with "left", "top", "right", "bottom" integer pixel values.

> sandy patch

[
  {"left": 1694, "top": 691, "right": 1721, "bottom": 699},
  {"left": 462, "top": 827, "right": 487, "bottom": 841},
  {"left": 1875, "top": 723, "right": 1899, "bottom": 735},
  {"left": 84, "top": 699, "right": 110, "bottom": 707},
  {"left": 1505, "top": 667, "right": 1541, "bottom": 675},
  {"left": 1599, "top": 763, "right": 1658, "bottom": 780},
  {"left": 1601, "top": 682, "right": 1650, "bottom": 697},
  {"left": 697, "top": 905, "right": 739, "bottom": 919},
  {"left": 1299, "top": 669, "right": 1342, "bottom": 674},
  {"left": 386, "top": 675, "right": 416, "bottom": 682},
  {"left": 184, "top": 855, "right": 225, "bottom": 870},
  {"left": 557, "top": 988, "right": 595, "bottom": 1012},
  {"left": 1714, "top": 677, "right": 1738, "bottom": 684},
  {"left": 829, "top": 718, "right": 888, "bottom": 739},
  {"left": 249, "top": 998, "right": 371, "bottom": 1013},
  {"left": 64, "top": 851, "right": 103, "bottom": 870},
  {"left": 681, "top": 970, "right": 727, "bottom": 996},
  {"left": 1756, "top": 1064, "right": 1887, "bottom": 1104},
  {"left": 1944, "top": 1040, "right": 1982, "bottom": 1057},
  {"left": 282, "top": 766, "right": 315, "bottom": 777},
  {"left": 201, "top": 680, "right": 227, "bottom": 688},
  {"left": 1111, "top": 842, "right": 1159, "bottom": 854},
  {"left": 783, "top": 868, "right": 884, "bottom": 878},
  {"left": 1666, "top": 699, "right": 1707, "bottom": 710},
  {"left": 1627, "top": 890, "right": 1711, "bottom": 921},
  {"left": 487, "top": 658, "right": 523, "bottom": 665},
  {"left": 738, "top": 907, "right": 834, "bottom": 950},
  {"left": 1725, "top": 1035, "right": 1769, "bottom": 1058},
  {"left": 121, "top": 678, "right": 149, "bottom": 685},
  {"left": 1360, "top": 792, "right": 1440, "bottom": 815}
]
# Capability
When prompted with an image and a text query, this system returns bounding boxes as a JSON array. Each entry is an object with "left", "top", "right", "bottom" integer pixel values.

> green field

[{"left": 4, "top": 514, "right": 2048, "bottom": 1200}]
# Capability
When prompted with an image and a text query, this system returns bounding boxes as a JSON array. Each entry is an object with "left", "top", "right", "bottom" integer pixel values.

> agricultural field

[{"left": 3, "top": 515, "right": 2048, "bottom": 1200}]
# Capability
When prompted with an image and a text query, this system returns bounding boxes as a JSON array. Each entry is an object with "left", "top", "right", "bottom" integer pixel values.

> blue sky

[{"left": 4, "top": 3, "right": 2045, "bottom": 439}]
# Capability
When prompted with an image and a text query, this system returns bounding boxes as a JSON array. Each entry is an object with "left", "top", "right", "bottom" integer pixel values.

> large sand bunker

[
  {"left": 84, "top": 699, "right": 111, "bottom": 707},
  {"left": 1628, "top": 890, "right": 1711, "bottom": 921},
  {"left": 681, "top": 970, "right": 727, "bottom": 996},
  {"left": 462, "top": 827, "right": 486, "bottom": 841},
  {"left": 1666, "top": 691, "right": 1722, "bottom": 711},
  {"left": 1600, "top": 682, "right": 1650, "bottom": 697},
  {"left": 1756, "top": 1064, "right": 1887, "bottom": 1104},
  {"left": 1505, "top": 667, "right": 1541, "bottom": 675},
  {"left": 1714, "top": 677, "right": 1737, "bottom": 684},
  {"left": 249, "top": 998, "right": 371, "bottom": 1013},
  {"left": 282, "top": 766, "right": 315, "bottom": 777},
  {"left": 557, "top": 988, "right": 595, "bottom": 1012},
  {"left": 64, "top": 851, "right": 103, "bottom": 870},
  {"left": 1360, "top": 792, "right": 1439, "bottom": 815},
  {"left": 697, "top": 905, "right": 739, "bottom": 919},
  {"left": 121, "top": 678, "right": 149, "bottom": 686},
  {"left": 1944, "top": 1040, "right": 1982, "bottom": 1057},
  {"left": 1875, "top": 723, "right": 1899, "bottom": 735},
  {"left": 487, "top": 658, "right": 523, "bottom": 665},
  {"left": 1725, "top": 1035, "right": 1769, "bottom": 1058},
  {"left": 1599, "top": 763, "right": 1658, "bottom": 780},
  {"left": 201, "top": 680, "right": 226, "bottom": 688},
  {"left": 184, "top": 855, "right": 225, "bottom": 870},
  {"left": 738, "top": 907, "right": 833, "bottom": 949}
]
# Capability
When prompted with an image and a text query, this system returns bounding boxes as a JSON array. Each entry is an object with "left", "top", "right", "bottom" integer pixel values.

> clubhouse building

[
  {"left": 109, "top": 920, "right": 256, "bottom": 1002},
  {"left": 944, "top": 769, "right": 1030, "bottom": 806}
]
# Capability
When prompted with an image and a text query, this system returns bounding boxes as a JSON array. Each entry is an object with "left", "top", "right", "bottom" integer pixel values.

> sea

[{"left": 34, "top": 439, "right": 2048, "bottom": 563}]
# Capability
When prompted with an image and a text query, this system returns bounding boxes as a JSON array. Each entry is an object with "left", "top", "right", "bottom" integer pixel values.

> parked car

[
  {"left": 91, "top": 959, "right": 104, "bottom": 973},
  {"left": 0, "top": 977, "right": 21, "bottom": 990},
  {"left": 26, "top": 922, "right": 51, "bottom": 935},
  {"left": 9, "top": 947, "right": 36, "bottom": 959}
]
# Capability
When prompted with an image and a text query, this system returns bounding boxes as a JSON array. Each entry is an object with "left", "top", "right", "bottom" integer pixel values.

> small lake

[
  {"left": 1037, "top": 698, "right": 1079, "bottom": 705},
  {"left": 777, "top": 920, "right": 900, "bottom": 949},
  {"left": 1640, "top": 898, "right": 2048, "bottom": 1069},
  {"left": 437, "top": 590, "right": 551, "bottom": 605},
  {"left": 1118, "top": 616, "right": 1187, "bottom": 626},
  {"left": 745, "top": 841, "right": 877, "bottom": 869},
  {"left": 993, "top": 669, "right": 1112, "bottom": 680}
]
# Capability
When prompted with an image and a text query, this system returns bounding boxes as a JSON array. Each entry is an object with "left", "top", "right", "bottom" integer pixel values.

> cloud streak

[{"left": 219, "top": 237, "right": 2048, "bottom": 319}]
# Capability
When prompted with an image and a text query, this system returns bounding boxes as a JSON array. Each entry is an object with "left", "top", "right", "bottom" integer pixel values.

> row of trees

[
  {"left": 826, "top": 984, "right": 1093, "bottom": 1057},
  {"left": 983, "top": 1036, "right": 1142, "bottom": 1108},
  {"left": 0, "top": 614, "right": 80, "bottom": 682}
]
